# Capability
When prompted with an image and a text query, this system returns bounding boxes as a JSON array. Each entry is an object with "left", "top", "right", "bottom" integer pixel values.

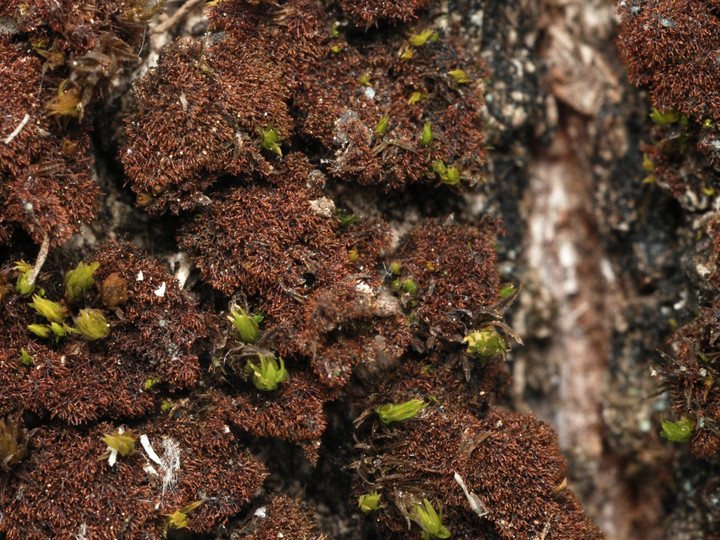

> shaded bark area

[{"left": 505, "top": 1, "right": 682, "bottom": 538}]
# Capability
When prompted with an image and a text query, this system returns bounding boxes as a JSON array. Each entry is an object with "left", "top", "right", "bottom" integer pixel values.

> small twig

[
  {"left": 152, "top": 0, "right": 205, "bottom": 35},
  {"left": 27, "top": 234, "right": 50, "bottom": 288},
  {"left": 3, "top": 113, "right": 30, "bottom": 144}
]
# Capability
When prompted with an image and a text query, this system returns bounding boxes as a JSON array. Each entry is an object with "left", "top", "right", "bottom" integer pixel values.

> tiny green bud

[
  {"left": 660, "top": 415, "right": 694, "bottom": 443},
  {"left": 258, "top": 126, "right": 283, "bottom": 156},
  {"left": 420, "top": 122, "right": 434, "bottom": 146},
  {"left": 50, "top": 321, "right": 67, "bottom": 340},
  {"left": 143, "top": 378, "right": 160, "bottom": 390},
  {"left": 14, "top": 261, "right": 35, "bottom": 296},
  {"left": 65, "top": 261, "right": 99, "bottom": 303},
  {"left": 358, "top": 491, "right": 382, "bottom": 513},
  {"left": 432, "top": 160, "right": 446, "bottom": 175},
  {"left": 99, "top": 272, "right": 128, "bottom": 308},
  {"left": 228, "top": 306, "right": 260, "bottom": 344},
  {"left": 359, "top": 74, "right": 371, "bottom": 86},
  {"left": 74, "top": 309, "right": 110, "bottom": 340},
  {"left": 443, "top": 166, "right": 460, "bottom": 185},
  {"left": 499, "top": 284, "right": 516, "bottom": 299},
  {"left": 401, "top": 278, "right": 418, "bottom": 295},
  {"left": 389, "top": 261, "right": 402, "bottom": 275},
  {"left": 348, "top": 248, "right": 359, "bottom": 263},
  {"left": 102, "top": 429, "right": 136, "bottom": 457},
  {"left": 464, "top": 327, "right": 506, "bottom": 357},
  {"left": 408, "top": 91, "right": 428, "bottom": 105},
  {"left": 409, "top": 29, "right": 438, "bottom": 47},
  {"left": 161, "top": 400, "right": 173, "bottom": 411},
  {"left": 376, "top": 398, "right": 427, "bottom": 424},
  {"left": 29, "top": 294, "right": 65, "bottom": 324},
  {"left": 375, "top": 114, "right": 390, "bottom": 136},
  {"left": 337, "top": 209, "right": 360, "bottom": 228},
  {"left": 331, "top": 22, "right": 340, "bottom": 37},
  {"left": 331, "top": 44, "right": 343, "bottom": 54},
  {"left": 703, "top": 118, "right": 713, "bottom": 129},
  {"left": 164, "top": 500, "right": 204, "bottom": 536},
  {"left": 246, "top": 354, "right": 288, "bottom": 391},
  {"left": 20, "top": 348, "right": 34, "bottom": 366},
  {"left": 413, "top": 499, "right": 450, "bottom": 539},
  {"left": 28, "top": 324, "right": 51, "bottom": 338},
  {"left": 448, "top": 69, "right": 469, "bottom": 83}
]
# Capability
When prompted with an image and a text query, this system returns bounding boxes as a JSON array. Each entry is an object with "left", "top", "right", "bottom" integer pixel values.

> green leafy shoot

[
  {"left": 337, "top": 208, "right": 361, "bottom": 228},
  {"left": 448, "top": 69, "right": 469, "bottom": 83},
  {"left": 413, "top": 499, "right": 451, "bottom": 540},
  {"left": 401, "top": 278, "right": 418, "bottom": 295},
  {"left": 228, "top": 306, "right": 261, "bottom": 344},
  {"left": 649, "top": 108, "right": 688, "bottom": 126},
  {"left": 376, "top": 398, "right": 427, "bottom": 424},
  {"left": 19, "top": 348, "right": 34, "bottom": 366},
  {"left": 102, "top": 429, "right": 136, "bottom": 457},
  {"left": 258, "top": 126, "right": 283, "bottom": 156},
  {"left": 358, "top": 491, "right": 383, "bottom": 513},
  {"left": 464, "top": 327, "right": 506, "bottom": 358},
  {"left": 143, "top": 377, "right": 160, "bottom": 390},
  {"left": 246, "top": 354, "right": 288, "bottom": 391},
  {"left": 432, "top": 160, "right": 460, "bottom": 185},
  {"left": 420, "top": 122, "right": 434, "bottom": 146},
  {"left": 29, "top": 294, "right": 64, "bottom": 324},
  {"left": 74, "top": 309, "right": 110, "bottom": 340},
  {"left": 660, "top": 415, "right": 694, "bottom": 443},
  {"left": 14, "top": 261, "right": 35, "bottom": 296},
  {"left": 499, "top": 284, "right": 516, "bottom": 299},
  {"left": 28, "top": 324, "right": 52, "bottom": 339},
  {"left": 408, "top": 91, "right": 428, "bottom": 105},
  {"left": 409, "top": 28, "right": 438, "bottom": 47},
  {"left": 65, "top": 261, "right": 99, "bottom": 303},
  {"left": 164, "top": 500, "right": 204, "bottom": 537},
  {"left": 375, "top": 114, "right": 390, "bottom": 136}
]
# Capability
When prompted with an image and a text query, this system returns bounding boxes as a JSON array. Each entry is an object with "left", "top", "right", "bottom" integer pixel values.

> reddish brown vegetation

[
  {"left": 0, "top": 0, "right": 158, "bottom": 246},
  {"left": 124, "top": 0, "right": 487, "bottom": 204},
  {"left": 294, "top": 34, "right": 487, "bottom": 189},
  {"left": 339, "top": 0, "right": 431, "bottom": 24},
  {"left": 0, "top": 241, "right": 206, "bottom": 423},
  {"left": 0, "top": 407, "right": 267, "bottom": 539},
  {"left": 392, "top": 220, "right": 501, "bottom": 346},
  {"left": 618, "top": 0, "right": 720, "bottom": 120},
  {"left": 354, "top": 401, "right": 601, "bottom": 538},
  {"left": 0, "top": 39, "right": 97, "bottom": 247},
  {"left": 231, "top": 494, "right": 322, "bottom": 539}
]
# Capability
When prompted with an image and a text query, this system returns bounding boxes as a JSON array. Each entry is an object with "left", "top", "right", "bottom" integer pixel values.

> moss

[{"left": 0, "top": 406, "right": 267, "bottom": 538}]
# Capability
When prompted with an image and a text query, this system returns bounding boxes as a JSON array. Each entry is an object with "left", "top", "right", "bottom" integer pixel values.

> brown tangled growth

[
  {"left": 0, "top": 0, "right": 607, "bottom": 537},
  {"left": 0, "top": 407, "right": 267, "bottom": 539},
  {"left": 0, "top": 240, "right": 206, "bottom": 424},
  {"left": 0, "top": 0, "right": 161, "bottom": 247}
]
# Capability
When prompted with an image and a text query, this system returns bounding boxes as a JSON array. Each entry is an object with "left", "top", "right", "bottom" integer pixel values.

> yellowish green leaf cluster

[
  {"left": 246, "top": 354, "right": 288, "bottom": 391},
  {"left": 376, "top": 398, "right": 427, "bottom": 424}
]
